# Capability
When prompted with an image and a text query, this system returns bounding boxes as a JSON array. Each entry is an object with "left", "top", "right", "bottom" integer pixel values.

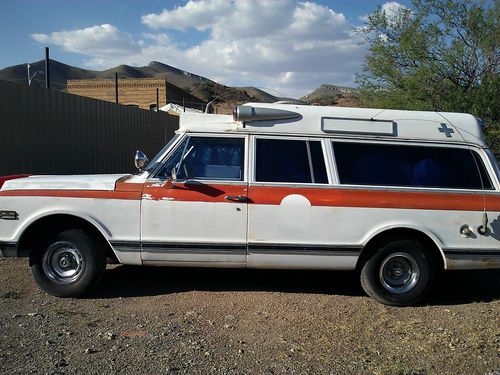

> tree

[{"left": 356, "top": 0, "right": 499, "bottom": 158}]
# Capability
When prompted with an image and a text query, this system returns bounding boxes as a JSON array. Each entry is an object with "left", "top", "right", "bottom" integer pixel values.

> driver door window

[{"left": 157, "top": 136, "right": 245, "bottom": 181}]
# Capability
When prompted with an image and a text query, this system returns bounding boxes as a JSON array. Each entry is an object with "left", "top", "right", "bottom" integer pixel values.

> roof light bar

[{"left": 233, "top": 106, "right": 301, "bottom": 122}]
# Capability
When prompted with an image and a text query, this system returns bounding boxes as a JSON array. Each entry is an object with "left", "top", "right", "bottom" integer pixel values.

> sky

[{"left": 0, "top": 0, "right": 411, "bottom": 98}]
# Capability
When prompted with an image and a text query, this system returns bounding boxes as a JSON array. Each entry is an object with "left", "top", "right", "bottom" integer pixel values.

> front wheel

[
  {"left": 360, "top": 239, "right": 435, "bottom": 306},
  {"left": 31, "top": 229, "right": 106, "bottom": 297}
]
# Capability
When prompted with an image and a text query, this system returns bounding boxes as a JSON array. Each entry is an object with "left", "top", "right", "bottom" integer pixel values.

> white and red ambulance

[{"left": 1, "top": 103, "right": 499, "bottom": 305}]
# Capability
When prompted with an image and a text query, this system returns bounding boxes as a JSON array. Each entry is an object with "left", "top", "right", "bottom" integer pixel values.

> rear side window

[
  {"left": 333, "top": 142, "right": 493, "bottom": 190},
  {"left": 256, "top": 139, "right": 328, "bottom": 183}
]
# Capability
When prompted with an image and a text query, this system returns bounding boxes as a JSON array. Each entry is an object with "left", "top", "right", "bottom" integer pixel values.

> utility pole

[
  {"left": 115, "top": 73, "right": 119, "bottom": 103},
  {"left": 164, "top": 78, "right": 167, "bottom": 107},
  {"left": 156, "top": 88, "right": 159, "bottom": 111},
  {"left": 44, "top": 47, "right": 50, "bottom": 89}
]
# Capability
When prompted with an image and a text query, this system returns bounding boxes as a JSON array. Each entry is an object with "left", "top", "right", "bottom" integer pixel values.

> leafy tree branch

[{"left": 356, "top": 0, "right": 499, "bottom": 158}]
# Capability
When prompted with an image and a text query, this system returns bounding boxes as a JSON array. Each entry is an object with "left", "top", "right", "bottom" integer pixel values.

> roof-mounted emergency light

[{"left": 233, "top": 106, "right": 301, "bottom": 123}]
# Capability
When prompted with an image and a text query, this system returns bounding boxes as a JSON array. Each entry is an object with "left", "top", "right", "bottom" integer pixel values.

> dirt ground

[{"left": 0, "top": 258, "right": 498, "bottom": 375}]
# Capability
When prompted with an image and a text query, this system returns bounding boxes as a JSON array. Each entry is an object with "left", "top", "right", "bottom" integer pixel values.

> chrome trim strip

[
  {"left": 248, "top": 243, "right": 362, "bottom": 249},
  {"left": 143, "top": 249, "right": 246, "bottom": 256},
  {"left": 447, "top": 254, "right": 500, "bottom": 259},
  {"left": 142, "top": 242, "right": 246, "bottom": 249},
  {"left": 141, "top": 241, "right": 246, "bottom": 255},
  {"left": 110, "top": 241, "right": 363, "bottom": 257},
  {"left": 247, "top": 181, "right": 499, "bottom": 194},
  {"left": 248, "top": 243, "right": 362, "bottom": 256},
  {"left": 249, "top": 250, "right": 361, "bottom": 257},
  {"left": 443, "top": 249, "right": 500, "bottom": 256},
  {"left": 142, "top": 260, "right": 246, "bottom": 268},
  {"left": 109, "top": 241, "right": 141, "bottom": 253},
  {"left": 191, "top": 130, "right": 485, "bottom": 148}
]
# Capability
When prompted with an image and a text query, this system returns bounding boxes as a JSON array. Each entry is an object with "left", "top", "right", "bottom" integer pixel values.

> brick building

[{"left": 67, "top": 78, "right": 167, "bottom": 110}]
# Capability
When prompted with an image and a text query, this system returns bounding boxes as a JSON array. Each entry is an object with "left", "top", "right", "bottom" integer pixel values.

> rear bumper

[{"left": 0, "top": 241, "right": 18, "bottom": 257}]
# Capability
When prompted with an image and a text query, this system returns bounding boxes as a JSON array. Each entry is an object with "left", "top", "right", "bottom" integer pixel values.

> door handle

[{"left": 224, "top": 195, "right": 248, "bottom": 202}]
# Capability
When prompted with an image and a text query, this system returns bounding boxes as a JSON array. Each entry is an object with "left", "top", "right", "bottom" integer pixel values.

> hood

[{"left": 0, "top": 174, "right": 129, "bottom": 191}]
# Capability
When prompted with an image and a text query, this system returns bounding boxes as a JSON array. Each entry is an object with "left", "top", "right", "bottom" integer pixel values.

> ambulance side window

[
  {"left": 332, "top": 141, "right": 493, "bottom": 190},
  {"left": 255, "top": 138, "right": 328, "bottom": 183}
]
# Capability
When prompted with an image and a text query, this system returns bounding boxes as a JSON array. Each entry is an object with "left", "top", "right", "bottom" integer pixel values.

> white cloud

[
  {"left": 381, "top": 1, "right": 406, "bottom": 18},
  {"left": 31, "top": 1, "right": 368, "bottom": 98},
  {"left": 379, "top": 2, "right": 409, "bottom": 29},
  {"left": 31, "top": 24, "right": 140, "bottom": 57},
  {"left": 142, "top": 0, "right": 229, "bottom": 31}
]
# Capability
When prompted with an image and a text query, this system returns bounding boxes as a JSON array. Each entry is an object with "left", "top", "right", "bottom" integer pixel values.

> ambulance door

[
  {"left": 141, "top": 134, "right": 249, "bottom": 266},
  {"left": 246, "top": 135, "right": 359, "bottom": 270}
]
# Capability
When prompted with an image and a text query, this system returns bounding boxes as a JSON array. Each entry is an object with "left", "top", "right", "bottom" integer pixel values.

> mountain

[
  {"left": 300, "top": 84, "right": 360, "bottom": 106},
  {"left": 144, "top": 61, "right": 213, "bottom": 90},
  {"left": 236, "top": 87, "right": 278, "bottom": 103},
  {"left": 0, "top": 59, "right": 281, "bottom": 111}
]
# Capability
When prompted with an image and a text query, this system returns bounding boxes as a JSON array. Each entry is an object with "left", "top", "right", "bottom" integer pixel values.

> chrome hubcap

[
  {"left": 42, "top": 241, "right": 84, "bottom": 284},
  {"left": 379, "top": 252, "right": 420, "bottom": 294}
]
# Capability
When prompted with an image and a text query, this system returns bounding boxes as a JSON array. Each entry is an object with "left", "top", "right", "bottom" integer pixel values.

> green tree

[{"left": 356, "top": 0, "right": 499, "bottom": 158}]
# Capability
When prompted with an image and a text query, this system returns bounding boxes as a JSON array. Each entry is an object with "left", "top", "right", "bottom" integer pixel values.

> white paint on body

[{"left": 1, "top": 174, "right": 128, "bottom": 191}]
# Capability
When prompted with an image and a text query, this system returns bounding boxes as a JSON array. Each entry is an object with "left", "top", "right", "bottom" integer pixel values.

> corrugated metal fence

[{"left": 0, "top": 80, "right": 179, "bottom": 175}]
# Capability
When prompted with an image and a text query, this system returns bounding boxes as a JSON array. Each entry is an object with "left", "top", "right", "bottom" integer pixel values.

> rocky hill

[{"left": 300, "top": 84, "right": 360, "bottom": 106}]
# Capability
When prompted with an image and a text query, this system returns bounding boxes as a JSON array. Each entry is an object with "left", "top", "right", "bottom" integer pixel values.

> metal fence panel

[{"left": 0, "top": 80, "right": 179, "bottom": 175}]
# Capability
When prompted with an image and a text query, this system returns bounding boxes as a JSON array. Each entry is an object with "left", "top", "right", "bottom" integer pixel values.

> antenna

[
  {"left": 369, "top": 109, "right": 387, "bottom": 121},
  {"left": 26, "top": 64, "right": 43, "bottom": 87},
  {"left": 204, "top": 90, "right": 234, "bottom": 114}
]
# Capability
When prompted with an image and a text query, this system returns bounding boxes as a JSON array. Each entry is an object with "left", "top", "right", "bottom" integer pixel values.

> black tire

[
  {"left": 360, "top": 239, "right": 435, "bottom": 306},
  {"left": 31, "top": 229, "right": 106, "bottom": 297}
]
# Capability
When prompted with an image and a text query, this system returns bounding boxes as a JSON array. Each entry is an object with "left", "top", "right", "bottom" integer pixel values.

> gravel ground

[{"left": 0, "top": 258, "right": 499, "bottom": 375}]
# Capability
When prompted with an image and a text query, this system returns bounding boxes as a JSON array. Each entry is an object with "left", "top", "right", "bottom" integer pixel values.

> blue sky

[{"left": 0, "top": 0, "right": 412, "bottom": 97}]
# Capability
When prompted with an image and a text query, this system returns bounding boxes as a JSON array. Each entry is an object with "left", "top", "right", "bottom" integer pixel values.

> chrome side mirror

[
  {"left": 171, "top": 167, "right": 177, "bottom": 181},
  {"left": 135, "top": 150, "right": 148, "bottom": 171}
]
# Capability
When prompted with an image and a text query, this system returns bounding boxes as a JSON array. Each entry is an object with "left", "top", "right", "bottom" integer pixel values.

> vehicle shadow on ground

[{"left": 92, "top": 266, "right": 500, "bottom": 305}]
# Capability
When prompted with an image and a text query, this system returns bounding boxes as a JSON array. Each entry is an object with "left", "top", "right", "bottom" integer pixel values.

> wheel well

[
  {"left": 18, "top": 214, "right": 118, "bottom": 265},
  {"left": 356, "top": 228, "right": 444, "bottom": 272}
]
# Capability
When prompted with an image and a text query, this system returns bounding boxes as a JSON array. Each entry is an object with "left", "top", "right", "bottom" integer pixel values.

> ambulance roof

[{"left": 179, "top": 103, "right": 486, "bottom": 147}]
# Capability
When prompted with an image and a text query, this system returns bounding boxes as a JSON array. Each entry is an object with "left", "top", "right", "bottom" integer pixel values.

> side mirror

[
  {"left": 135, "top": 150, "right": 148, "bottom": 171},
  {"left": 171, "top": 167, "right": 177, "bottom": 181}
]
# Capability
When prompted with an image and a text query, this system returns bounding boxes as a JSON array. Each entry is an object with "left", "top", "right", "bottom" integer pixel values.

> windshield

[{"left": 142, "top": 134, "right": 180, "bottom": 174}]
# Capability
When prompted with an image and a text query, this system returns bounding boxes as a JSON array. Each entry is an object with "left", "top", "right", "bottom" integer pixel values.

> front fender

[{"left": 14, "top": 209, "right": 112, "bottom": 243}]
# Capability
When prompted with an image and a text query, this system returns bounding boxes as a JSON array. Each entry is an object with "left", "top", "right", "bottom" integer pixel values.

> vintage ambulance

[{"left": 0, "top": 103, "right": 499, "bottom": 306}]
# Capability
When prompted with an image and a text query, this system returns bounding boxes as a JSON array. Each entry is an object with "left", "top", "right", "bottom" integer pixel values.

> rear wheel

[
  {"left": 360, "top": 239, "right": 434, "bottom": 306},
  {"left": 31, "top": 229, "right": 106, "bottom": 297}
]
